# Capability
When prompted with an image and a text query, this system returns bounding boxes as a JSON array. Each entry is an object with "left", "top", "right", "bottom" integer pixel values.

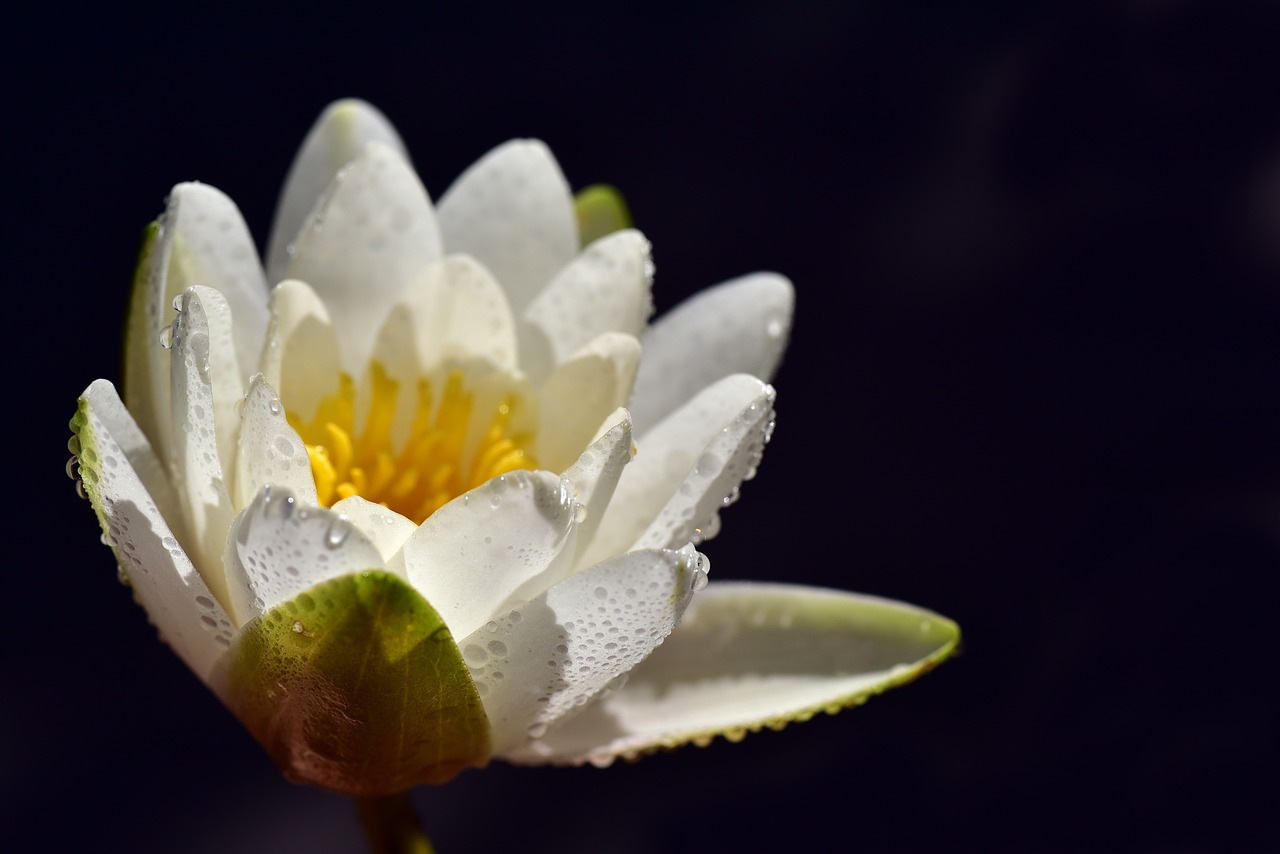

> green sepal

[
  {"left": 574, "top": 184, "right": 632, "bottom": 246},
  {"left": 121, "top": 221, "right": 161, "bottom": 425},
  {"left": 220, "top": 571, "right": 491, "bottom": 796}
]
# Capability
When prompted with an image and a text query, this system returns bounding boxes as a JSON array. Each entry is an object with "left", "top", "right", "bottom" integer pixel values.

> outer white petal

[
  {"left": 536, "top": 333, "right": 640, "bottom": 474},
  {"left": 266, "top": 99, "right": 407, "bottom": 284},
  {"left": 168, "top": 288, "right": 238, "bottom": 609},
  {"left": 284, "top": 141, "right": 443, "bottom": 375},
  {"left": 583, "top": 374, "right": 771, "bottom": 566},
  {"left": 330, "top": 495, "right": 416, "bottom": 564},
  {"left": 234, "top": 374, "right": 319, "bottom": 510},
  {"left": 398, "top": 470, "right": 578, "bottom": 639},
  {"left": 258, "top": 279, "right": 341, "bottom": 424},
  {"left": 75, "top": 380, "right": 234, "bottom": 683},
  {"left": 164, "top": 183, "right": 270, "bottom": 381},
  {"left": 630, "top": 273, "right": 794, "bottom": 433},
  {"left": 223, "top": 486, "right": 387, "bottom": 627},
  {"left": 437, "top": 139, "right": 577, "bottom": 316},
  {"left": 461, "top": 546, "right": 701, "bottom": 756},
  {"left": 631, "top": 381, "right": 775, "bottom": 552},
  {"left": 508, "top": 582, "right": 960, "bottom": 766},
  {"left": 562, "top": 408, "right": 634, "bottom": 570},
  {"left": 521, "top": 229, "right": 653, "bottom": 382}
]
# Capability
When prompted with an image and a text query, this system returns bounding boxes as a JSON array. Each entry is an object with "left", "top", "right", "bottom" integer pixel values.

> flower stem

[{"left": 353, "top": 791, "right": 434, "bottom": 854}]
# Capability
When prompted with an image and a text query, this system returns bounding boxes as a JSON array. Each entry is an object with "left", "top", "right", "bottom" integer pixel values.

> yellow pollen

[{"left": 288, "top": 364, "right": 536, "bottom": 524}]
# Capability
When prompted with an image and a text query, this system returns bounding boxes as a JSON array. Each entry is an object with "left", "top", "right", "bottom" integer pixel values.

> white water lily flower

[{"left": 69, "top": 99, "right": 958, "bottom": 797}]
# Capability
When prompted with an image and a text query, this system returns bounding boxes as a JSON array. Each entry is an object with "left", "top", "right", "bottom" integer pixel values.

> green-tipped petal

[
  {"left": 574, "top": 184, "right": 632, "bottom": 247},
  {"left": 219, "top": 571, "right": 491, "bottom": 796},
  {"left": 509, "top": 581, "right": 959, "bottom": 766}
]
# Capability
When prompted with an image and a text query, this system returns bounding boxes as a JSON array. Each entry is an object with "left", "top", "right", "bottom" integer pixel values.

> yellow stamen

[{"left": 288, "top": 363, "right": 537, "bottom": 524}]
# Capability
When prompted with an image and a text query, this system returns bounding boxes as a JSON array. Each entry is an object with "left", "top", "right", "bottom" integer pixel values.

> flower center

[{"left": 288, "top": 363, "right": 536, "bottom": 524}]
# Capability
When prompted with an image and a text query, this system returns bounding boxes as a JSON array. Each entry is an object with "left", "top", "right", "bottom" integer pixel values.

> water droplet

[
  {"left": 172, "top": 294, "right": 186, "bottom": 312},
  {"left": 489, "top": 494, "right": 502, "bottom": 509},
  {"left": 325, "top": 515, "right": 351, "bottom": 548},
  {"left": 593, "top": 587, "right": 608, "bottom": 600},
  {"left": 526, "top": 721, "right": 548, "bottom": 738},
  {"left": 65, "top": 456, "right": 79, "bottom": 480},
  {"left": 690, "top": 569, "right": 709, "bottom": 591},
  {"left": 99, "top": 531, "right": 116, "bottom": 547},
  {"left": 462, "top": 644, "right": 488, "bottom": 666},
  {"left": 572, "top": 503, "right": 588, "bottom": 524},
  {"left": 268, "top": 396, "right": 281, "bottom": 415},
  {"left": 158, "top": 324, "right": 175, "bottom": 349},
  {"left": 487, "top": 640, "right": 508, "bottom": 657},
  {"left": 291, "top": 621, "right": 306, "bottom": 634}
]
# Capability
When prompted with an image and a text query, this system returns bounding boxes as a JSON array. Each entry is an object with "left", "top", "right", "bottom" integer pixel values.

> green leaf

[
  {"left": 574, "top": 184, "right": 632, "bottom": 247},
  {"left": 222, "top": 571, "right": 491, "bottom": 796}
]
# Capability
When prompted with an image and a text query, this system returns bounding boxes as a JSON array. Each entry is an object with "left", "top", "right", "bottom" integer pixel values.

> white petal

[
  {"left": 521, "top": 229, "right": 653, "bottom": 382},
  {"left": 583, "top": 374, "right": 770, "bottom": 565},
  {"left": 464, "top": 546, "right": 702, "bottom": 756},
  {"left": 631, "top": 381, "right": 775, "bottom": 552},
  {"left": 536, "top": 333, "right": 640, "bottom": 473},
  {"left": 164, "top": 183, "right": 269, "bottom": 381},
  {"left": 176, "top": 287, "right": 244, "bottom": 480},
  {"left": 330, "top": 495, "right": 416, "bottom": 564},
  {"left": 223, "top": 486, "right": 386, "bottom": 626},
  {"left": 374, "top": 255, "right": 518, "bottom": 379},
  {"left": 509, "top": 582, "right": 960, "bottom": 766},
  {"left": 233, "top": 375, "right": 319, "bottom": 510},
  {"left": 78, "top": 379, "right": 183, "bottom": 533},
  {"left": 284, "top": 141, "right": 443, "bottom": 375},
  {"left": 266, "top": 99, "right": 408, "bottom": 284},
  {"left": 75, "top": 380, "right": 234, "bottom": 683},
  {"left": 168, "top": 288, "right": 238, "bottom": 609},
  {"left": 562, "top": 408, "right": 634, "bottom": 570},
  {"left": 258, "top": 279, "right": 341, "bottom": 424},
  {"left": 437, "top": 139, "right": 577, "bottom": 315},
  {"left": 399, "top": 470, "right": 577, "bottom": 639},
  {"left": 630, "top": 273, "right": 794, "bottom": 433}
]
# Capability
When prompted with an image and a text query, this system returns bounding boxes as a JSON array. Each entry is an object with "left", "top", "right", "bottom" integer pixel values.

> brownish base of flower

[{"left": 355, "top": 791, "right": 434, "bottom": 854}]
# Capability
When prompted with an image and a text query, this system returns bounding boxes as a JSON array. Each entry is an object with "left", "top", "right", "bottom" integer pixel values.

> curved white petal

[
  {"left": 168, "top": 288, "right": 238, "bottom": 609},
  {"left": 562, "top": 408, "right": 634, "bottom": 570},
  {"left": 399, "top": 470, "right": 577, "bottom": 639},
  {"left": 224, "top": 486, "right": 387, "bottom": 627},
  {"left": 521, "top": 229, "right": 653, "bottom": 382},
  {"left": 284, "top": 141, "right": 443, "bottom": 375},
  {"left": 508, "top": 582, "right": 960, "bottom": 766},
  {"left": 330, "top": 495, "right": 417, "bottom": 564},
  {"left": 258, "top": 279, "right": 341, "bottom": 424},
  {"left": 630, "top": 273, "right": 794, "bottom": 433},
  {"left": 583, "top": 374, "right": 771, "bottom": 566},
  {"left": 437, "top": 139, "right": 577, "bottom": 315},
  {"left": 75, "top": 380, "right": 234, "bottom": 682},
  {"left": 266, "top": 99, "right": 407, "bottom": 284},
  {"left": 234, "top": 375, "right": 319, "bottom": 510},
  {"left": 631, "top": 382, "right": 775, "bottom": 552},
  {"left": 78, "top": 379, "right": 183, "bottom": 534},
  {"left": 536, "top": 333, "right": 640, "bottom": 474},
  {"left": 463, "top": 545, "right": 702, "bottom": 756},
  {"left": 164, "top": 183, "right": 270, "bottom": 381},
  {"left": 176, "top": 287, "right": 244, "bottom": 479},
  {"left": 374, "top": 254, "right": 518, "bottom": 379}
]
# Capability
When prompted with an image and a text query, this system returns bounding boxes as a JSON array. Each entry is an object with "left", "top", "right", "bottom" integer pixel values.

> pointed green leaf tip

[
  {"left": 575, "top": 184, "right": 632, "bottom": 247},
  {"left": 221, "top": 571, "right": 491, "bottom": 796}
]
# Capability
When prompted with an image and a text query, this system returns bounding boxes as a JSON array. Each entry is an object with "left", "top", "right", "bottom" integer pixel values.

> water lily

[{"left": 69, "top": 99, "right": 958, "bottom": 821}]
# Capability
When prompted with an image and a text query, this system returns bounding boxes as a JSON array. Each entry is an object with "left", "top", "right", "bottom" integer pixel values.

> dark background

[{"left": 9, "top": 1, "right": 1280, "bottom": 850}]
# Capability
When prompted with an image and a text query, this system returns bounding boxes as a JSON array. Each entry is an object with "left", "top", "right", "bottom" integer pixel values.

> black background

[{"left": 9, "top": 2, "right": 1280, "bottom": 850}]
